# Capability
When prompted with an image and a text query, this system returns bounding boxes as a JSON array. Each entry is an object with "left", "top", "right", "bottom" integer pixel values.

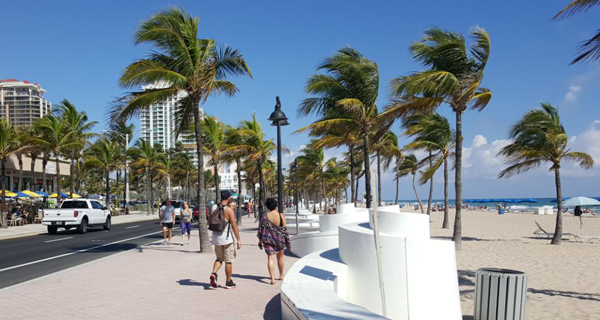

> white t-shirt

[{"left": 211, "top": 204, "right": 234, "bottom": 245}]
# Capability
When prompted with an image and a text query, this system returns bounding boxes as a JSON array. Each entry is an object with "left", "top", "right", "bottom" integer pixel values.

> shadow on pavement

[
  {"left": 233, "top": 273, "right": 271, "bottom": 284},
  {"left": 263, "top": 293, "right": 281, "bottom": 320},
  {"left": 177, "top": 278, "right": 212, "bottom": 290}
]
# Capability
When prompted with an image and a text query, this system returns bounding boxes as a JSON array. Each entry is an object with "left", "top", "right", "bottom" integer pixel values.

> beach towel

[{"left": 257, "top": 214, "right": 291, "bottom": 255}]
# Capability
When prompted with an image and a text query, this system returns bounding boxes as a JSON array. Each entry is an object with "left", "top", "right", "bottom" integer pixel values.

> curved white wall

[{"left": 320, "top": 210, "right": 368, "bottom": 232}]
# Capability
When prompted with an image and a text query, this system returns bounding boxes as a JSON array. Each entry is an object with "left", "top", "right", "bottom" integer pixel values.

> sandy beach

[{"left": 402, "top": 208, "right": 600, "bottom": 319}]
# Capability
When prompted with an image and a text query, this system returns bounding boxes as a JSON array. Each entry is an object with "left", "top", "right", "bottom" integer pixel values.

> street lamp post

[
  {"left": 267, "top": 97, "right": 289, "bottom": 217},
  {"left": 294, "top": 159, "right": 299, "bottom": 235}
]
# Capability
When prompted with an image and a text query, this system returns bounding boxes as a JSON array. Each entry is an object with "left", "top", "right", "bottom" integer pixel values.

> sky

[{"left": 1, "top": 0, "right": 599, "bottom": 200}]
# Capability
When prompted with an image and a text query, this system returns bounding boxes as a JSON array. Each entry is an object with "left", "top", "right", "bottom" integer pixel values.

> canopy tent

[
  {"left": 1, "top": 191, "right": 18, "bottom": 198},
  {"left": 21, "top": 190, "right": 41, "bottom": 198},
  {"left": 35, "top": 191, "right": 50, "bottom": 197},
  {"left": 49, "top": 192, "right": 69, "bottom": 198},
  {"left": 13, "top": 192, "right": 31, "bottom": 199},
  {"left": 66, "top": 192, "right": 82, "bottom": 198}
]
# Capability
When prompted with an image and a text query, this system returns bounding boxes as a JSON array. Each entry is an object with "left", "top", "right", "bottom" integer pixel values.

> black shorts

[{"left": 162, "top": 222, "right": 173, "bottom": 229}]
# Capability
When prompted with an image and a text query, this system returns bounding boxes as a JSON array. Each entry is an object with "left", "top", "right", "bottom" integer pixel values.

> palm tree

[
  {"left": 156, "top": 155, "right": 181, "bottom": 200},
  {"left": 31, "top": 115, "right": 82, "bottom": 201},
  {"left": 55, "top": 99, "right": 97, "bottom": 198},
  {"left": 297, "top": 141, "right": 328, "bottom": 212},
  {"left": 112, "top": 7, "right": 252, "bottom": 252},
  {"left": 237, "top": 114, "right": 275, "bottom": 217},
  {"left": 372, "top": 131, "right": 402, "bottom": 206},
  {"left": 385, "top": 27, "right": 492, "bottom": 250},
  {"left": 128, "top": 139, "right": 160, "bottom": 214},
  {"left": 109, "top": 120, "right": 135, "bottom": 203},
  {"left": 85, "top": 139, "right": 121, "bottom": 207},
  {"left": 554, "top": 1, "right": 600, "bottom": 63},
  {"left": 297, "top": 47, "right": 389, "bottom": 208},
  {"left": 201, "top": 116, "right": 227, "bottom": 203},
  {"left": 224, "top": 125, "right": 249, "bottom": 223},
  {"left": 0, "top": 119, "right": 22, "bottom": 227},
  {"left": 398, "top": 154, "right": 424, "bottom": 214},
  {"left": 402, "top": 113, "right": 453, "bottom": 225},
  {"left": 498, "top": 103, "right": 594, "bottom": 244}
]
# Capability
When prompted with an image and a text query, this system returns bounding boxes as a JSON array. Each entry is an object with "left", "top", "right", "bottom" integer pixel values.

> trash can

[
  {"left": 498, "top": 208, "right": 505, "bottom": 215},
  {"left": 474, "top": 268, "right": 528, "bottom": 320}
]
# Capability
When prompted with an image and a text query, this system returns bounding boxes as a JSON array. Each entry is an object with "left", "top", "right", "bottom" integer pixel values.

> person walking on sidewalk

[
  {"left": 209, "top": 191, "right": 241, "bottom": 289},
  {"left": 257, "top": 198, "right": 291, "bottom": 285},
  {"left": 160, "top": 198, "right": 176, "bottom": 245},
  {"left": 180, "top": 202, "right": 192, "bottom": 245}
]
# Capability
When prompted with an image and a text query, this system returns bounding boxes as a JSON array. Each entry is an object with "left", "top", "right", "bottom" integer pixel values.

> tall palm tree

[
  {"left": 224, "top": 125, "right": 249, "bottom": 223},
  {"left": 297, "top": 141, "right": 327, "bottom": 212},
  {"left": 297, "top": 47, "right": 390, "bottom": 208},
  {"left": 402, "top": 113, "right": 453, "bottom": 225},
  {"left": 156, "top": 155, "right": 181, "bottom": 200},
  {"left": 85, "top": 139, "right": 121, "bottom": 207},
  {"left": 398, "top": 154, "right": 424, "bottom": 214},
  {"left": 554, "top": 0, "right": 600, "bottom": 63},
  {"left": 498, "top": 103, "right": 594, "bottom": 244},
  {"left": 31, "top": 115, "right": 82, "bottom": 201},
  {"left": 112, "top": 7, "right": 252, "bottom": 252},
  {"left": 110, "top": 120, "right": 135, "bottom": 203},
  {"left": 385, "top": 27, "right": 492, "bottom": 250},
  {"left": 201, "top": 116, "right": 227, "bottom": 203},
  {"left": 0, "top": 119, "right": 22, "bottom": 227},
  {"left": 237, "top": 114, "right": 274, "bottom": 217},
  {"left": 128, "top": 139, "right": 161, "bottom": 214},
  {"left": 372, "top": 131, "right": 401, "bottom": 206},
  {"left": 55, "top": 99, "right": 97, "bottom": 198}
]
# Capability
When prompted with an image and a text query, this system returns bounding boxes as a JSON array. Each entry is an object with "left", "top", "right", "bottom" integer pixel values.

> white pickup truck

[{"left": 42, "top": 199, "right": 112, "bottom": 234}]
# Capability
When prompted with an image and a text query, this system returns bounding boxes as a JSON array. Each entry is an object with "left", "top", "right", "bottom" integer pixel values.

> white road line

[
  {"left": 0, "top": 230, "right": 163, "bottom": 274},
  {"left": 44, "top": 237, "right": 73, "bottom": 243},
  {"left": 126, "top": 225, "right": 140, "bottom": 229}
]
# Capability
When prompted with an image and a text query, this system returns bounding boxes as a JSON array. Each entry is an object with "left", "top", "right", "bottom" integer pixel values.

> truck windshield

[{"left": 60, "top": 201, "right": 89, "bottom": 209}]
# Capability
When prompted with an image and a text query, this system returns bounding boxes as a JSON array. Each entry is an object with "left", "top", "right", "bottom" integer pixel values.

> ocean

[{"left": 385, "top": 197, "right": 600, "bottom": 210}]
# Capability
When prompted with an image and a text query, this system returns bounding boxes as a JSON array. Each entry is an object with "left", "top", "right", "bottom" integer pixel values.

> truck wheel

[
  {"left": 78, "top": 218, "right": 88, "bottom": 234},
  {"left": 103, "top": 216, "right": 111, "bottom": 230},
  {"left": 47, "top": 226, "right": 57, "bottom": 235}
]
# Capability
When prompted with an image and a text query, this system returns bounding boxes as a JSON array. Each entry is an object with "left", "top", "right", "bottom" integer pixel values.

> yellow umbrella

[
  {"left": 67, "top": 192, "right": 82, "bottom": 198},
  {"left": 2, "top": 191, "right": 18, "bottom": 197},
  {"left": 21, "top": 190, "right": 41, "bottom": 198}
]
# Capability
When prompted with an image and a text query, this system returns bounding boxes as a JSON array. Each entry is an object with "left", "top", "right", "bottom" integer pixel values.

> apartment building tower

[{"left": 0, "top": 79, "right": 52, "bottom": 126}]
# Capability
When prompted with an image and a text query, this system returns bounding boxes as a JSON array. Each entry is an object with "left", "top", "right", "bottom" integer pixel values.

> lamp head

[{"left": 268, "top": 96, "right": 288, "bottom": 123}]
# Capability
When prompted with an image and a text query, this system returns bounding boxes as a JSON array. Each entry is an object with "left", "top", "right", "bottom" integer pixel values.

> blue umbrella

[
  {"left": 35, "top": 191, "right": 50, "bottom": 197},
  {"left": 14, "top": 192, "right": 30, "bottom": 198},
  {"left": 521, "top": 198, "right": 538, "bottom": 203}
]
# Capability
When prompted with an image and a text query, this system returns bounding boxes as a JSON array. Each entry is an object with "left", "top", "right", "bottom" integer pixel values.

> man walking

[
  {"left": 209, "top": 191, "right": 241, "bottom": 289},
  {"left": 160, "top": 198, "right": 176, "bottom": 245}
]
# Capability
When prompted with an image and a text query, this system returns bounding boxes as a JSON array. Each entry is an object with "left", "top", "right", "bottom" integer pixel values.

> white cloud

[
  {"left": 560, "top": 68, "right": 599, "bottom": 108},
  {"left": 462, "top": 136, "right": 511, "bottom": 179},
  {"left": 472, "top": 134, "right": 488, "bottom": 148},
  {"left": 562, "top": 120, "right": 600, "bottom": 177}
]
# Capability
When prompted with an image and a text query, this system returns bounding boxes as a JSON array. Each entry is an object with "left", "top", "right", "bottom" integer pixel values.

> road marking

[
  {"left": 0, "top": 230, "right": 165, "bottom": 274},
  {"left": 126, "top": 225, "right": 140, "bottom": 229},
  {"left": 44, "top": 237, "right": 73, "bottom": 243}
]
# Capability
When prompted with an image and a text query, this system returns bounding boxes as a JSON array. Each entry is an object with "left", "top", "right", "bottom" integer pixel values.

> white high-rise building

[
  {"left": 0, "top": 79, "right": 52, "bottom": 127},
  {"left": 139, "top": 84, "right": 199, "bottom": 165}
]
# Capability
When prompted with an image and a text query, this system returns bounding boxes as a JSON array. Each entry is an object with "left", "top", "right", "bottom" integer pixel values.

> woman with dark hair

[{"left": 257, "top": 198, "right": 290, "bottom": 284}]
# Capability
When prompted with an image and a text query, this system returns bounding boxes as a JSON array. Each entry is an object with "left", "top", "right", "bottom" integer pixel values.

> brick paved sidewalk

[
  {"left": 0, "top": 220, "right": 299, "bottom": 320},
  {"left": 0, "top": 211, "right": 158, "bottom": 240}
]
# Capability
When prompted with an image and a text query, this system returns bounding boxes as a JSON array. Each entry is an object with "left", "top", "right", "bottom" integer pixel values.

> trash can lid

[{"left": 478, "top": 268, "right": 525, "bottom": 275}]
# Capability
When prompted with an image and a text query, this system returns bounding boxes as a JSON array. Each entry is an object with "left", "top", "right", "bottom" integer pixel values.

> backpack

[{"left": 208, "top": 204, "right": 229, "bottom": 232}]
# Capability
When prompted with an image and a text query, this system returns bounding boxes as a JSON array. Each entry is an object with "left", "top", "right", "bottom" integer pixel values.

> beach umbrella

[
  {"left": 562, "top": 197, "right": 600, "bottom": 236},
  {"left": 1, "top": 191, "right": 18, "bottom": 198},
  {"left": 66, "top": 192, "right": 82, "bottom": 198},
  {"left": 21, "top": 190, "right": 41, "bottom": 198},
  {"left": 521, "top": 198, "right": 538, "bottom": 203},
  {"left": 49, "top": 192, "right": 69, "bottom": 198},
  {"left": 14, "top": 192, "right": 30, "bottom": 198},
  {"left": 35, "top": 191, "right": 50, "bottom": 197}
]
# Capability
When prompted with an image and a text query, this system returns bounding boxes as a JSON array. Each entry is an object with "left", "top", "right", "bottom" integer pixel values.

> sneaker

[
  {"left": 163, "top": 240, "right": 167, "bottom": 246},
  {"left": 187, "top": 241, "right": 190, "bottom": 245},
  {"left": 224, "top": 280, "right": 236, "bottom": 289},
  {"left": 210, "top": 273, "right": 218, "bottom": 288},
  {"left": 180, "top": 243, "right": 184, "bottom": 246}
]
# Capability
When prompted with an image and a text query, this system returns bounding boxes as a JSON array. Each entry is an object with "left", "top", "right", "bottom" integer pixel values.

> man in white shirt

[
  {"left": 160, "top": 199, "right": 176, "bottom": 245},
  {"left": 209, "top": 191, "right": 241, "bottom": 289}
]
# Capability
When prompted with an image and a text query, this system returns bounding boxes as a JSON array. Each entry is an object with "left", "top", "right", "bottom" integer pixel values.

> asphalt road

[{"left": 0, "top": 219, "right": 186, "bottom": 289}]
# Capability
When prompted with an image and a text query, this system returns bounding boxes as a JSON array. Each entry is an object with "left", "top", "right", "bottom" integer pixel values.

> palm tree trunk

[
  {"left": 236, "top": 159, "right": 242, "bottom": 224},
  {"left": 413, "top": 174, "right": 424, "bottom": 214},
  {"left": 69, "top": 151, "right": 74, "bottom": 199},
  {"left": 395, "top": 160, "right": 399, "bottom": 205},
  {"left": 377, "top": 151, "right": 382, "bottom": 206},
  {"left": 55, "top": 156, "right": 61, "bottom": 204},
  {"left": 193, "top": 105, "right": 210, "bottom": 253},
  {"left": 551, "top": 167, "right": 563, "bottom": 244},
  {"left": 186, "top": 173, "right": 190, "bottom": 202},
  {"left": 257, "top": 159, "right": 266, "bottom": 218},
  {"left": 17, "top": 154, "right": 23, "bottom": 191},
  {"left": 30, "top": 154, "right": 37, "bottom": 190},
  {"left": 146, "top": 166, "right": 151, "bottom": 214},
  {"left": 363, "top": 134, "right": 372, "bottom": 208},
  {"left": 452, "top": 110, "right": 464, "bottom": 250},
  {"left": 321, "top": 169, "right": 327, "bottom": 213},
  {"left": 106, "top": 170, "right": 110, "bottom": 208},
  {"left": 42, "top": 154, "right": 48, "bottom": 192},
  {"left": 214, "top": 164, "right": 220, "bottom": 204},
  {"left": 355, "top": 172, "right": 359, "bottom": 205},
  {"left": 76, "top": 157, "right": 82, "bottom": 194},
  {"left": 349, "top": 146, "right": 355, "bottom": 206},
  {"left": 1, "top": 158, "right": 7, "bottom": 228},
  {"left": 115, "top": 169, "right": 119, "bottom": 206},
  {"left": 442, "top": 156, "right": 449, "bottom": 229},
  {"left": 150, "top": 169, "right": 154, "bottom": 214},
  {"left": 426, "top": 151, "right": 433, "bottom": 215}
]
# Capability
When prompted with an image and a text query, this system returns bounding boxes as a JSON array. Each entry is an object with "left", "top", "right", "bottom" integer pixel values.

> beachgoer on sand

[{"left": 257, "top": 198, "right": 291, "bottom": 285}]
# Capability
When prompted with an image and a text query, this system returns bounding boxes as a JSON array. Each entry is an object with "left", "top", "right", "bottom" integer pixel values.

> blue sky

[{"left": 2, "top": 0, "right": 599, "bottom": 200}]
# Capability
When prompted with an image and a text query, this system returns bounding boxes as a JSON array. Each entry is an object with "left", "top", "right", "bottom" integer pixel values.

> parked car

[{"left": 42, "top": 199, "right": 111, "bottom": 234}]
